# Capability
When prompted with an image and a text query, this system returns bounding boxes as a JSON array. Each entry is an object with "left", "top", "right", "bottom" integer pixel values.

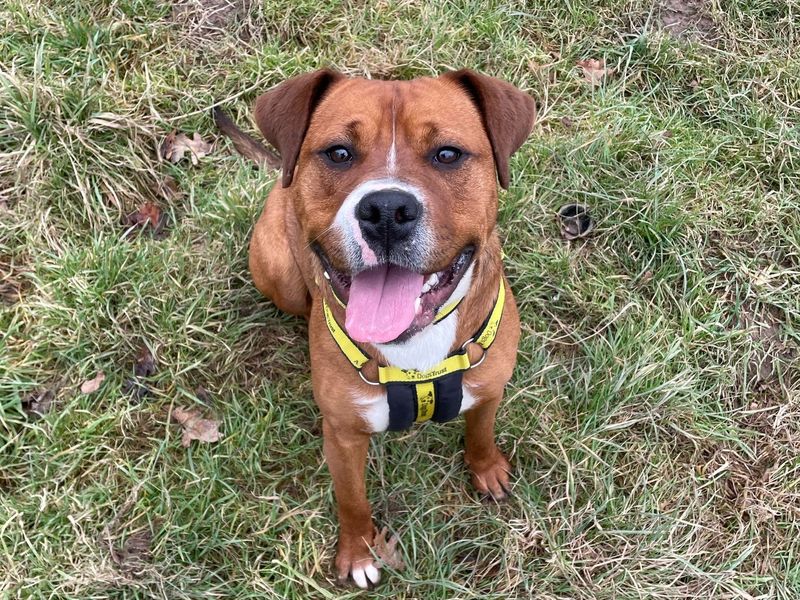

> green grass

[{"left": 2, "top": 0, "right": 799, "bottom": 597}]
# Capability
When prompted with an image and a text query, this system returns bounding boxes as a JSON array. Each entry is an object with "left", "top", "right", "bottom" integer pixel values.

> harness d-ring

[
  {"left": 460, "top": 338, "right": 487, "bottom": 370},
  {"left": 358, "top": 370, "right": 381, "bottom": 386}
]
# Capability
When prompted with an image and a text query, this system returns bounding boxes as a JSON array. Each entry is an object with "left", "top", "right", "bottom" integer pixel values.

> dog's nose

[{"left": 356, "top": 190, "right": 421, "bottom": 246}]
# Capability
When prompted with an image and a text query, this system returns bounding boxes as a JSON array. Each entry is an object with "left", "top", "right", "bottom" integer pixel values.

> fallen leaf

[
  {"left": 80, "top": 371, "right": 106, "bottom": 394},
  {"left": 135, "top": 202, "right": 160, "bottom": 225},
  {"left": 172, "top": 406, "right": 221, "bottom": 447},
  {"left": 160, "top": 131, "right": 213, "bottom": 165},
  {"left": 560, "top": 116, "right": 575, "bottom": 129},
  {"left": 21, "top": 389, "right": 54, "bottom": 417},
  {"left": 125, "top": 202, "right": 168, "bottom": 239},
  {"left": 576, "top": 58, "right": 613, "bottom": 86},
  {"left": 373, "top": 527, "right": 405, "bottom": 571}
]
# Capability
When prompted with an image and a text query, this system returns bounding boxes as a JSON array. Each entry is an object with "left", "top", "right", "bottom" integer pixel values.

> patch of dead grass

[{"left": 0, "top": 255, "right": 29, "bottom": 305}]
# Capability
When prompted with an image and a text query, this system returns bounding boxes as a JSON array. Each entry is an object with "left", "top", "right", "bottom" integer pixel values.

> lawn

[{"left": 1, "top": 0, "right": 799, "bottom": 598}]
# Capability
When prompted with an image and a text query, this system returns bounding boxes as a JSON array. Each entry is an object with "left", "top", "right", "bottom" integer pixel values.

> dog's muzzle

[{"left": 356, "top": 189, "right": 421, "bottom": 254}]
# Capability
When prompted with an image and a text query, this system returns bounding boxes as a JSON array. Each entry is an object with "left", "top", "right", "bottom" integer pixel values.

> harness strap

[
  {"left": 377, "top": 353, "right": 472, "bottom": 384},
  {"left": 322, "top": 277, "right": 507, "bottom": 430},
  {"left": 474, "top": 275, "right": 505, "bottom": 349},
  {"left": 322, "top": 298, "right": 370, "bottom": 369}
]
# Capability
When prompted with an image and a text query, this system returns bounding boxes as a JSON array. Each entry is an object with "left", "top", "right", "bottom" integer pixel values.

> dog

[{"left": 229, "top": 69, "right": 535, "bottom": 587}]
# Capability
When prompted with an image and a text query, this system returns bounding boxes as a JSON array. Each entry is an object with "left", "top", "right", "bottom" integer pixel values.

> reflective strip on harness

[
  {"left": 377, "top": 352, "right": 472, "bottom": 384},
  {"left": 474, "top": 277, "right": 505, "bottom": 349},
  {"left": 322, "top": 300, "right": 370, "bottom": 369},
  {"left": 414, "top": 382, "right": 435, "bottom": 422}
]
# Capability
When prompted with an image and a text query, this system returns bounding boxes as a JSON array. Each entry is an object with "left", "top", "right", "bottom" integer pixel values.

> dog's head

[{"left": 254, "top": 70, "right": 535, "bottom": 344}]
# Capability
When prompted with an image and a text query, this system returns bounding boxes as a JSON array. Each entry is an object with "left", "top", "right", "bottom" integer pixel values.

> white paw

[{"left": 351, "top": 560, "right": 381, "bottom": 589}]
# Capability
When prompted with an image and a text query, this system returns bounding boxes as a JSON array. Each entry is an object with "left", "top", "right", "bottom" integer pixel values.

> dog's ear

[
  {"left": 254, "top": 69, "right": 345, "bottom": 187},
  {"left": 442, "top": 70, "right": 536, "bottom": 189}
]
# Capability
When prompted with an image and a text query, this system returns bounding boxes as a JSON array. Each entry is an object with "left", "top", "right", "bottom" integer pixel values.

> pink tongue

[{"left": 345, "top": 265, "right": 424, "bottom": 344}]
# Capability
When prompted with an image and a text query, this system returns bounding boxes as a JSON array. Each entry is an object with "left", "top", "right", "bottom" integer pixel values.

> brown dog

[{"left": 243, "top": 69, "right": 535, "bottom": 587}]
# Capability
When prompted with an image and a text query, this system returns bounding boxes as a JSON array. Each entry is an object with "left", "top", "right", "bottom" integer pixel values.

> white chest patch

[{"left": 374, "top": 309, "right": 459, "bottom": 372}]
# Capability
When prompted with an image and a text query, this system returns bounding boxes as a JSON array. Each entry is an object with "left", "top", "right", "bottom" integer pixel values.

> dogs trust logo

[{"left": 416, "top": 384, "right": 435, "bottom": 420}]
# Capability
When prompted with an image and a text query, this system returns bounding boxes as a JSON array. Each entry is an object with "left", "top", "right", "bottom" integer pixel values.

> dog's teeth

[
  {"left": 421, "top": 282, "right": 431, "bottom": 294},
  {"left": 414, "top": 297, "right": 422, "bottom": 315},
  {"left": 426, "top": 273, "right": 439, "bottom": 288},
  {"left": 323, "top": 271, "right": 331, "bottom": 280}
]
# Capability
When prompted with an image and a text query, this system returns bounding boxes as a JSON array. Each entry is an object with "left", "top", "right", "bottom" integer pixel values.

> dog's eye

[
  {"left": 325, "top": 146, "right": 353, "bottom": 164},
  {"left": 433, "top": 147, "right": 462, "bottom": 165}
]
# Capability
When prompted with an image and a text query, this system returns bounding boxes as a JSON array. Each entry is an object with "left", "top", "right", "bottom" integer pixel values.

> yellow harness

[{"left": 322, "top": 279, "right": 506, "bottom": 430}]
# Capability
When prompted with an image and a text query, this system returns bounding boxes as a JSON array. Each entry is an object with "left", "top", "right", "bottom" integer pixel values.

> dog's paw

[
  {"left": 466, "top": 448, "right": 512, "bottom": 501},
  {"left": 337, "top": 555, "right": 381, "bottom": 589},
  {"left": 335, "top": 532, "right": 381, "bottom": 589},
  {"left": 335, "top": 527, "right": 403, "bottom": 588}
]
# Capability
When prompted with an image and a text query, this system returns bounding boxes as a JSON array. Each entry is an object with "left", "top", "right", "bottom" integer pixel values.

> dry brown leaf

[
  {"left": 125, "top": 202, "right": 168, "bottom": 239},
  {"left": 576, "top": 58, "right": 613, "bottom": 86},
  {"left": 373, "top": 527, "right": 404, "bottom": 571},
  {"left": 172, "top": 406, "right": 221, "bottom": 447},
  {"left": 80, "top": 371, "right": 106, "bottom": 394},
  {"left": 137, "top": 202, "right": 161, "bottom": 225},
  {"left": 161, "top": 131, "right": 213, "bottom": 165}
]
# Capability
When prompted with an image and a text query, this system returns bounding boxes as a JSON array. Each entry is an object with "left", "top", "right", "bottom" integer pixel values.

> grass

[{"left": 1, "top": 0, "right": 799, "bottom": 597}]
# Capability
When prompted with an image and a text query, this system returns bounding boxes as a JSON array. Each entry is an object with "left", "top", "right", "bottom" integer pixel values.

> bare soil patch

[
  {"left": 660, "top": 0, "right": 717, "bottom": 40},
  {"left": 171, "top": 0, "right": 253, "bottom": 39}
]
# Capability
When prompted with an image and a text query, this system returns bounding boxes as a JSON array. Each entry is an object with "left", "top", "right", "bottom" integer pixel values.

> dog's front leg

[
  {"left": 464, "top": 396, "right": 512, "bottom": 501},
  {"left": 322, "top": 419, "right": 380, "bottom": 588}
]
